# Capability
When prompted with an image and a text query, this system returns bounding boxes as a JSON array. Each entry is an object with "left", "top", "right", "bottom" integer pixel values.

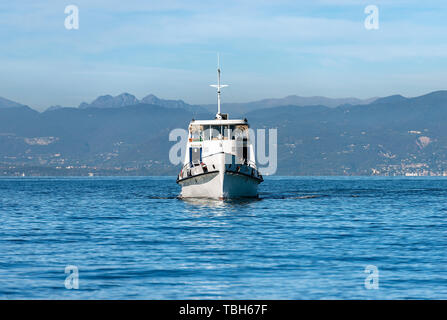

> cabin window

[
  {"left": 211, "top": 125, "right": 223, "bottom": 140},
  {"left": 190, "top": 125, "right": 204, "bottom": 141},
  {"left": 203, "top": 125, "right": 223, "bottom": 140},
  {"left": 224, "top": 125, "right": 233, "bottom": 139},
  {"left": 233, "top": 124, "right": 249, "bottom": 140},
  {"left": 198, "top": 124, "right": 249, "bottom": 140},
  {"left": 203, "top": 125, "right": 211, "bottom": 140}
]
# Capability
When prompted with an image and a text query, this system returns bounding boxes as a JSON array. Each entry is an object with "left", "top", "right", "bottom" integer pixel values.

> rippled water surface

[{"left": 1, "top": 176, "right": 446, "bottom": 299}]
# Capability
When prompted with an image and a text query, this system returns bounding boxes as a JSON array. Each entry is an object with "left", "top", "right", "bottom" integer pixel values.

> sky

[{"left": 1, "top": 0, "right": 447, "bottom": 110}]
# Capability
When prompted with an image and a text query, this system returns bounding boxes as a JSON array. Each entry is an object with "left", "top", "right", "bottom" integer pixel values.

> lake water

[{"left": 0, "top": 176, "right": 446, "bottom": 299}]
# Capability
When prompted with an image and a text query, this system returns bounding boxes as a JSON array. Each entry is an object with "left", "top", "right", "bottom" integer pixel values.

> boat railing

[{"left": 178, "top": 156, "right": 258, "bottom": 177}]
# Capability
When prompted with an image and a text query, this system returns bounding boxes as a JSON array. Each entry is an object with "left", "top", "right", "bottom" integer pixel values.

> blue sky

[{"left": 1, "top": 0, "right": 447, "bottom": 110}]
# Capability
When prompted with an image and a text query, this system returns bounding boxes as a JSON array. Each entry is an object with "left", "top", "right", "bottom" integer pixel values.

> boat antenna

[{"left": 210, "top": 53, "right": 228, "bottom": 119}]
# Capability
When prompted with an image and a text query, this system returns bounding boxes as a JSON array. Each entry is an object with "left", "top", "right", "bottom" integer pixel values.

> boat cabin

[
  {"left": 184, "top": 118, "right": 253, "bottom": 169},
  {"left": 188, "top": 119, "right": 249, "bottom": 142}
]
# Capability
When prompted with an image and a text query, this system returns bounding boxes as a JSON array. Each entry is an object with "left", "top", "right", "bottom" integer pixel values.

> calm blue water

[{"left": 0, "top": 176, "right": 446, "bottom": 299}]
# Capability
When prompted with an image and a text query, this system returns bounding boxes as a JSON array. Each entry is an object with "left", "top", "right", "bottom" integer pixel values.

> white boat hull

[{"left": 179, "top": 169, "right": 260, "bottom": 199}]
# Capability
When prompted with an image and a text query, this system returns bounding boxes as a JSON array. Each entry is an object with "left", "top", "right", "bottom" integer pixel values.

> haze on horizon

[{"left": 1, "top": 0, "right": 447, "bottom": 111}]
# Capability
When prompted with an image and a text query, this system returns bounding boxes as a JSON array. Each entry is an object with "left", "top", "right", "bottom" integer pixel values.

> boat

[{"left": 176, "top": 59, "right": 263, "bottom": 199}]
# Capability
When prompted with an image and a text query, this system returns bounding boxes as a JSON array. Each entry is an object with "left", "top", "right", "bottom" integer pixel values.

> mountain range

[
  {"left": 77, "top": 93, "right": 208, "bottom": 114},
  {"left": 1, "top": 90, "right": 447, "bottom": 176},
  {"left": 0, "top": 92, "right": 378, "bottom": 114},
  {"left": 200, "top": 95, "right": 378, "bottom": 116}
]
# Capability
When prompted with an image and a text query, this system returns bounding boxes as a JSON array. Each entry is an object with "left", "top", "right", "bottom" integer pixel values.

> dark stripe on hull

[
  {"left": 176, "top": 170, "right": 219, "bottom": 184},
  {"left": 225, "top": 170, "right": 263, "bottom": 184}
]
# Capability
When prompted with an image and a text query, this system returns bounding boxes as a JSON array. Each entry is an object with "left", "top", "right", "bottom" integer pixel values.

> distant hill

[
  {"left": 141, "top": 94, "right": 190, "bottom": 109},
  {"left": 2, "top": 90, "right": 447, "bottom": 176},
  {"left": 245, "top": 90, "right": 447, "bottom": 175},
  {"left": 79, "top": 93, "right": 139, "bottom": 109},
  {"left": 45, "top": 105, "right": 64, "bottom": 112},
  {"left": 200, "top": 95, "right": 378, "bottom": 117},
  {"left": 0, "top": 97, "right": 26, "bottom": 109},
  {"left": 79, "top": 93, "right": 208, "bottom": 114},
  {"left": 76, "top": 92, "right": 378, "bottom": 117},
  {"left": 0, "top": 103, "right": 204, "bottom": 175}
]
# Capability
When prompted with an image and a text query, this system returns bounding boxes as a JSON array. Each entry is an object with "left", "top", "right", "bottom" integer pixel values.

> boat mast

[{"left": 210, "top": 54, "right": 228, "bottom": 119}]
